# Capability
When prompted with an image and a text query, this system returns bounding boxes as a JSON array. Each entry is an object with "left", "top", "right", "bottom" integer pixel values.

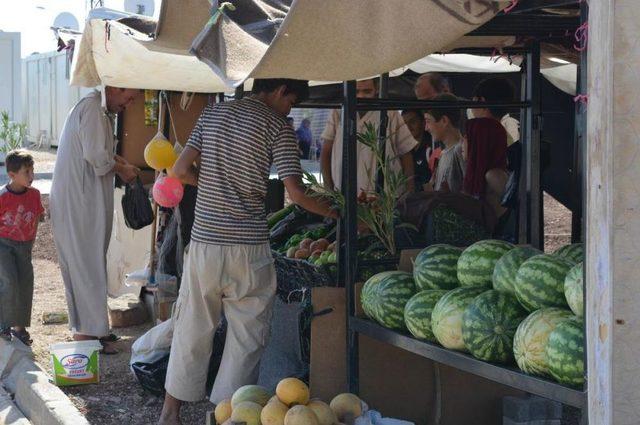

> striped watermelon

[
  {"left": 461, "top": 290, "right": 527, "bottom": 363},
  {"left": 361, "top": 272, "right": 389, "bottom": 321},
  {"left": 431, "top": 287, "right": 488, "bottom": 351},
  {"left": 546, "top": 317, "right": 585, "bottom": 387},
  {"left": 413, "top": 244, "right": 462, "bottom": 290},
  {"left": 404, "top": 290, "right": 448, "bottom": 341},
  {"left": 457, "top": 240, "right": 515, "bottom": 288},
  {"left": 514, "top": 254, "right": 574, "bottom": 311},
  {"left": 564, "top": 262, "right": 584, "bottom": 318},
  {"left": 553, "top": 243, "right": 583, "bottom": 265},
  {"left": 492, "top": 246, "right": 542, "bottom": 295},
  {"left": 513, "top": 308, "right": 573, "bottom": 376},
  {"left": 366, "top": 271, "right": 416, "bottom": 330}
]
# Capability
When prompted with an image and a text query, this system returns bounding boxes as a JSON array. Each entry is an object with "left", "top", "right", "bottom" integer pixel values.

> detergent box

[{"left": 50, "top": 340, "right": 102, "bottom": 386}]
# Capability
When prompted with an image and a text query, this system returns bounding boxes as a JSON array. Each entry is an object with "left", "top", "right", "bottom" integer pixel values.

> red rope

[
  {"left": 574, "top": 22, "right": 589, "bottom": 51},
  {"left": 574, "top": 94, "right": 589, "bottom": 107},
  {"left": 504, "top": 0, "right": 519, "bottom": 14}
]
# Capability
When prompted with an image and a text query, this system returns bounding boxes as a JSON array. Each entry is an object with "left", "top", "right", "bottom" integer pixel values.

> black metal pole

[
  {"left": 518, "top": 56, "right": 529, "bottom": 244},
  {"left": 341, "top": 81, "right": 359, "bottom": 395},
  {"left": 376, "top": 73, "right": 389, "bottom": 193},
  {"left": 524, "top": 41, "right": 543, "bottom": 249},
  {"left": 235, "top": 84, "right": 244, "bottom": 100}
]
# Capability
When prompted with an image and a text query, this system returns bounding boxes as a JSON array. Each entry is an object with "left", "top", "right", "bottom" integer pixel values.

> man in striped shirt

[{"left": 159, "top": 79, "right": 337, "bottom": 424}]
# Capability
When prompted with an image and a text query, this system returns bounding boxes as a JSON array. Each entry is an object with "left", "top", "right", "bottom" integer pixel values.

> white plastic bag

[
  {"left": 129, "top": 319, "right": 174, "bottom": 373},
  {"left": 355, "top": 409, "right": 415, "bottom": 425}
]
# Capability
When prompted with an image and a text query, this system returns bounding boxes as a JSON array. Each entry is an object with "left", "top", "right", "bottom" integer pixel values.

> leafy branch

[{"left": 0, "top": 111, "right": 27, "bottom": 154}]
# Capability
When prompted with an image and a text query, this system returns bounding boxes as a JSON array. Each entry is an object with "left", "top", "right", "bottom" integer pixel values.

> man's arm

[
  {"left": 282, "top": 175, "right": 338, "bottom": 219},
  {"left": 400, "top": 152, "right": 416, "bottom": 193},
  {"left": 320, "top": 138, "right": 334, "bottom": 189},
  {"left": 171, "top": 146, "right": 200, "bottom": 187}
]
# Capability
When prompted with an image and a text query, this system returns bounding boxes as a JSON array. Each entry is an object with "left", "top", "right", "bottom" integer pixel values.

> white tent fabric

[
  {"left": 70, "top": 19, "right": 230, "bottom": 92},
  {"left": 541, "top": 64, "right": 578, "bottom": 95},
  {"left": 393, "top": 53, "right": 522, "bottom": 76},
  {"left": 191, "top": 0, "right": 510, "bottom": 86}
]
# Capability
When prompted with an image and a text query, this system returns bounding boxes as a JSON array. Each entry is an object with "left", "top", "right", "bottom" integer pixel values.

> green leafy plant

[
  {"left": 304, "top": 122, "right": 413, "bottom": 255},
  {"left": 0, "top": 111, "right": 27, "bottom": 154}
]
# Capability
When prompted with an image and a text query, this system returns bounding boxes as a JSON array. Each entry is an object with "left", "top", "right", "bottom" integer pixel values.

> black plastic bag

[{"left": 122, "top": 177, "right": 154, "bottom": 230}]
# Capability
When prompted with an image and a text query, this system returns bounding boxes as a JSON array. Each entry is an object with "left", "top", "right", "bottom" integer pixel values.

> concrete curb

[
  {"left": 0, "top": 339, "right": 88, "bottom": 425},
  {"left": 0, "top": 386, "right": 30, "bottom": 425}
]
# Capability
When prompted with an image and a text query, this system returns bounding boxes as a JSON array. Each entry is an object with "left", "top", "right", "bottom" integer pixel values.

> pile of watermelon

[{"left": 360, "top": 240, "right": 586, "bottom": 388}]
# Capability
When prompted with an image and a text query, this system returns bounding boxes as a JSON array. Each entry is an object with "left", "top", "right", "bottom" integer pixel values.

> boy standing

[{"left": 0, "top": 150, "right": 44, "bottom": 345}]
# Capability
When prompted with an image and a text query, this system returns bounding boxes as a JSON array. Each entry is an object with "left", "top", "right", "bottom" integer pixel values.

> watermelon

[
  {"left": 513, "top": 308, "right": 573, "bottom": 376},
  {"left": 514, "top": 254, "right": 574, "bottom": 311},
  {"left": 461, "top": 290, "right": 528, "bottom": 363},
  {"left": 553, "top": 243, "right": 583, "bottom": 265},
  {"left": 457, "top": 240, "right": 514, "bottom": 288},
  {"left": 492, "top": 246, "right": 542, "bottom": 295},
  {"left": 413, "top": 244, "right": 462, "bottom": 290},
  {"left": 361, "top": 272, "right": 389, "bottom": 321},
  {"left": 404, "top": 290, "right": 448, "bottom": 341},
  {"left": 564, "top": 262, "right": 584, "bottom": 318},
  {"left": 546, "top": 317, "right": 585, "bottom": 387},
  {"left": 365, "top": 271, "right": 416, "bottom": 330},
  {"left": 431, "top": 287, "right": 488, "bottom": 351}
]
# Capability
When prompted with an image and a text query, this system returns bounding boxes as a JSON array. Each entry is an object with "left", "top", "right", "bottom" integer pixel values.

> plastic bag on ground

[{"left": 355, "top": 409, "right": 415, "bottom": 425}]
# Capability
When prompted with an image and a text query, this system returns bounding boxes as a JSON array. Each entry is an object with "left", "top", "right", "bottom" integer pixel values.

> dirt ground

[{"left": 26, "top": 191, "right": 571, "bottom": 425}]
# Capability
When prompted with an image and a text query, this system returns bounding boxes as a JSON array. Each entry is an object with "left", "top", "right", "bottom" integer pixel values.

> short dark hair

[
  {"left": 6, "top": 149, "right": 34, "bottom": 173},
  {"left": 473, "top": 77, "right": 516, "bottom": 118},
  {"left": 401, "top": 109, "right": 424, "bottom": 121},
  {"left": 251, "top": 79, "right": 310, "bottom": 103},
  {"left": 424, "top": 93, "right": 463, "bottom": 129},
  {"left": 420, "top": 72, "right": 449, "bottom": 94}
]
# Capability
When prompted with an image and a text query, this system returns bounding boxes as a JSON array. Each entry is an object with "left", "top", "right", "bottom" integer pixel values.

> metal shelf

[{"left": 350, "top": 317, "right": 587, "bottom": 409}]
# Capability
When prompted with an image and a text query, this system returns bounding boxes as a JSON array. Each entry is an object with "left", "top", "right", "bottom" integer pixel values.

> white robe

[{"left": 50, "top": 91, "right": 116, "bottom": 337}]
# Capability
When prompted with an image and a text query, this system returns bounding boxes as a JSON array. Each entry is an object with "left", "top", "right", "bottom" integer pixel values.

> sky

[{"left": 0, "top": 0, "right": 160, "bottom": 57}]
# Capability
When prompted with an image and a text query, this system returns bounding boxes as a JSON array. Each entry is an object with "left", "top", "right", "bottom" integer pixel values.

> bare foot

[{"left": 157, "top": 413, "right": 182, "bottom": 425}]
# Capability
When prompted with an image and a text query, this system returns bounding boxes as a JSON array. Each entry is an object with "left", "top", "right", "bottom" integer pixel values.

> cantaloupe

[
  {"left": 307, "top": 399, "right": 337, "bottom": 425},
  {"left": 214, "top": 399, "right": 232, "bottom": 424},
  {"left": 284, "top": 405, "right": 319, "bottom": 425},
  {"left": 261, "top": 399, "right": 289, "bottom": 425},
  {"left": 330, "top": 393, "right": 362, "bottom": 422},
  {"left": 231, "top": 385, "right": 272, "bottom": 408},
  {"left": 230, "top": 401, "right": 262, "bottom": 425},
  {"left": 276, "top": 378, "right": 310, "bottom": 406}
]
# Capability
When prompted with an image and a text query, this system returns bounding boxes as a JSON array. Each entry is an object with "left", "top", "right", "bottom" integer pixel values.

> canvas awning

[{"left": 69, "top": 2, "right": 577, "bottom": 94}]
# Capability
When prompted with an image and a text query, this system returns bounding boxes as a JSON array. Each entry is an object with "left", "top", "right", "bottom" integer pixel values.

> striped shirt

[{"left": 187, "top": 97, "right": 302, "bottom": 245}]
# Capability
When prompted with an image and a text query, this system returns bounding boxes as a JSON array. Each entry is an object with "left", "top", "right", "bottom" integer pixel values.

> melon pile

[
  {"left": 360, "top": 240, "right": 586, "bottom": 388},
  {"left": 214, "top": 378, "right": 364, "bottom": 425}
]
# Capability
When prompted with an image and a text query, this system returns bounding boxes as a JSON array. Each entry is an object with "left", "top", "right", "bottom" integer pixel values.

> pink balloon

[{"left": 152, "top": 175, "right": 184, "bottom": 208}]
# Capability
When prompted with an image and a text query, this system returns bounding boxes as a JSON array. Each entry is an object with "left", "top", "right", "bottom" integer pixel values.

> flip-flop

[
  {"left": 10, "top": 329, "right": 32, "bottom": 346},
  {"left": 99, "top": 333, "right": 121, "bottom": 343},
  {"left": 0, "top": 328, "right": 11, "bottom": 342}
]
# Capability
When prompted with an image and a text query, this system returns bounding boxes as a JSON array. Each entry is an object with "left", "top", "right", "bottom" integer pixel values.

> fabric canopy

[{"left": 191, "top": 0, "right": 510, "bottom": 86}]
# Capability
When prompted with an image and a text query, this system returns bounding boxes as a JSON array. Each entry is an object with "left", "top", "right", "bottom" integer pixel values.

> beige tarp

[{"left": 191, "top": 0, "right": 509, "bottom": 85}]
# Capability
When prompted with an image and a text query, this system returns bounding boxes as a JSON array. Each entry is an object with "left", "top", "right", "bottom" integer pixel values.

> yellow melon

[
  {"left": 260, "top": 399, "right": 289, "bottom": 425},
  {"left": 231, "top": 385, "right": 272, "bottom": 408},
  {"left": 214, "top": 399, "right": 232, "bottom": 424},
  {"left": 230, "top": 401, "right": 262, "bottom": 425},
  {"left": 284, "top": 405, "right": 319, "bottom": 425},
  {"left": 307, "top": 399, "right": 337, "bottom": 425},
  {"left": 330, "top": 393, "right": 362, "bottom": 422},
  {"left": 276, "top": 378, "right": 310, "bottom": 407},
  {"left": 268, "top": 395, "right": 281, "bottom": 405}
]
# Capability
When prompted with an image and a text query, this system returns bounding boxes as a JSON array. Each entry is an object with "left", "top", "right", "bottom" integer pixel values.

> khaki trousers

[{"left": 164, "top": 241, "right": 276, "bottom": 403}]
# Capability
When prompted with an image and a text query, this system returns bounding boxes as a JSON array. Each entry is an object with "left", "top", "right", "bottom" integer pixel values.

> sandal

[
  {"left": 99, "top": 340, "right": 119, "bottom": 355},
  {"left": 10, "top": 329, "right": 32, "bottom": 346},
  {"left": 99, "top": 333, "right": 121, "bottom": 343},
  {"left": 0, "top": 328, "right": 11, "bottom": 342}
]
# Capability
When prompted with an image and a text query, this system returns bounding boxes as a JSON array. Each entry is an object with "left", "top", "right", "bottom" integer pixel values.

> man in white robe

[{"left": 50, "top": 87, "right": 139, "bottom": 352}]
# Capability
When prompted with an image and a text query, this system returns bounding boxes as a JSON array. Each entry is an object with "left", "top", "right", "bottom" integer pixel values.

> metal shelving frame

[
  {"left": 284, "top": 2, "right": 587, "bottom": 420},
  {"left": 323, "top": 3, "right": 589, "bottom": 422}
]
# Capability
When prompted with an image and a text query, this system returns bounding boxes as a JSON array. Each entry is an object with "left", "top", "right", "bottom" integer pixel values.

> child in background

[{"left": 0, "top": 150, "right": 44, "bottom": 346}]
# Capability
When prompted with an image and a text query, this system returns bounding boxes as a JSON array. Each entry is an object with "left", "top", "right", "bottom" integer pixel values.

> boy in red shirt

[{"left": 0, "top": 150, "right": 44, "bottom": 345}]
